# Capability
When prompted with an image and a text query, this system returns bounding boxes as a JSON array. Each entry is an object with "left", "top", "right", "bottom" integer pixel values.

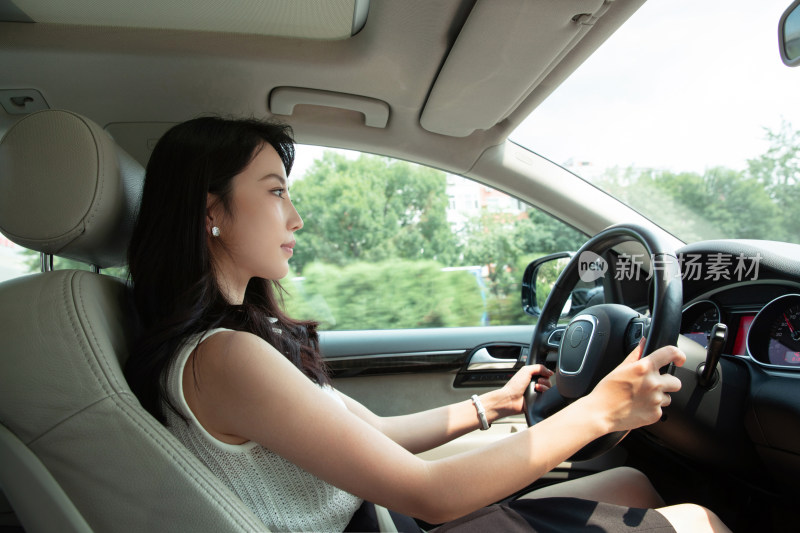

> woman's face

[{"left": 207, "top": 143, "right": 303, "bottom": 299}]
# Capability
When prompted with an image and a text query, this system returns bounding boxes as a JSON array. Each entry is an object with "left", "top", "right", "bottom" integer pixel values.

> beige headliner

[{"left": 0, "top": 0, "right": 676, "bottom": 242}]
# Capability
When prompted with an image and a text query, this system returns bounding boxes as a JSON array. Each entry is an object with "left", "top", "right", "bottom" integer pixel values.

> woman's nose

[{"left": 289, "top": 201, "right": 303, "bottom": 231}]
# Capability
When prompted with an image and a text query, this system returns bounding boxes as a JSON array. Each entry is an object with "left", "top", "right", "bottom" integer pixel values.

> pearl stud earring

[{"left": 211, "top": 226, "right": 220, "bottom": 237}]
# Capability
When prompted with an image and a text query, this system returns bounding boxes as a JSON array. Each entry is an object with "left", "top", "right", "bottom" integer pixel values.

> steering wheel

[{"left": 523, "top": 223, "right": 682, "bottom": 461}]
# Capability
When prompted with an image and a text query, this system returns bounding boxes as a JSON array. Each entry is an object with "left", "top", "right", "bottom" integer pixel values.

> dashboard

[{"left": 638, "top": 239, "right": 800, "bottom": 493}]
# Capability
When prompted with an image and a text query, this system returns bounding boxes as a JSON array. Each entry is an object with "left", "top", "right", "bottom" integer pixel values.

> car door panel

[
  {"left": 325, "top": 326, "right": 539, "bottom": 461},
  {"left": 324, "top": 325, "right": 535, "bottom": 415}
]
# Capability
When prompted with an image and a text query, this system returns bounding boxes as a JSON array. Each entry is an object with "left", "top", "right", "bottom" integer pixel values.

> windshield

[{"left": 511, "top": 0, "right": 800, "bottom": 246}]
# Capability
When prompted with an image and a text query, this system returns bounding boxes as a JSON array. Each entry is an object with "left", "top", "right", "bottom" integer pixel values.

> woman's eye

[{"left": 271, "top": 188, "right": 287, "bottom": 199}]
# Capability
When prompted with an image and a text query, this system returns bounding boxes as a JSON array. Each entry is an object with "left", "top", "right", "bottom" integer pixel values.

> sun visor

[
  {"left": 3, "top": 0, "right": 370, "bottom": 39},
  {"left": 420, "top": 0, "right": 609, "bottom": 137}
]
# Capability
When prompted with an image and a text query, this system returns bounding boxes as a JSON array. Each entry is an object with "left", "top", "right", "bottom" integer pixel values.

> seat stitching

[
  {"left": 61, "top": 271, "right": 113, "bottom": 398},
  {"left": 14, "top": 272, "right": 114, "bottom": 444},
  {"left": 26, "top": 393, "right": 117, "bottom": 447},
  {"left": 74, "top": 273, "right": 125, "bottom": 391}
]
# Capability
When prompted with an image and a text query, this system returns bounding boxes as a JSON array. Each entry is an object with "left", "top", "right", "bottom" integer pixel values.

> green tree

[
  {"left": 748, "top": 120, "right": 800, "bottom": 190},
  {"left": 746, "top": 120, "right": 800, "bottom": 242},
  {"left": 700, "top": 167, "right": 781, "bottom": 240},
  {"left": 514, "top": 209, "right": 586, "bottom": 256},
  {"left": 594, "top": 167, "right": 710, "bottom": 242},
  {"left": 459, "top": 209, "right": 585, "bottom": 325},
  {"left": 594, "top": 122, "right": 799, "bottom": 245},
  {"left": 595, "top": 166, "right": 782, "bottom": 243},
  {"left": 290, "top": 152, "right": 458, "bottom": 273}
]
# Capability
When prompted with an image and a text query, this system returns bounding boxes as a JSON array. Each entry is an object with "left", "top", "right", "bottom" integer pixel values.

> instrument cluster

[{"left": 681, "top": 292, "right": 800, "bottom": 370}]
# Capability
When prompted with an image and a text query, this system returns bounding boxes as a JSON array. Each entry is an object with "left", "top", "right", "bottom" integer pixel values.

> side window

[
  {"left": 0, "top": 237, "right": 128, "bottom": 281},
  {"left": 0, "top": 236, "right": 29, "bottom": 282},
  {"left": 283, "top": 146, "right": 586, "bottom": 331}
]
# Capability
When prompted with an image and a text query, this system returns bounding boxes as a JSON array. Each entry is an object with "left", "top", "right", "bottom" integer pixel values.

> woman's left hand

[{"left": 494, "top": 364, "right": 554, "bottom": 418}]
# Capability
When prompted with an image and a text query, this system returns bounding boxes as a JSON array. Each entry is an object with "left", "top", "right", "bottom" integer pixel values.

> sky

[{"left": 510, "top": 0, "right": 800, "bottom": 175}]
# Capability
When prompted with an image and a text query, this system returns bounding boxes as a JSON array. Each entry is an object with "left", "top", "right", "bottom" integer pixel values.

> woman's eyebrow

[{"left": 260, "top": 173, "right": 286, "bottom": 184}]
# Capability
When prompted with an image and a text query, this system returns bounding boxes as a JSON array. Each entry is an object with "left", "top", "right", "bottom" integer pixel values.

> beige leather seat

[{"left": 0, "top": 110, "right": 268, "bottom": 532}]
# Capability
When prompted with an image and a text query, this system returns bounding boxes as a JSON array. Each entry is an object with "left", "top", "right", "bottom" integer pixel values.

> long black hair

[{"left": 125, "top": 116, "right": 329, "bottom": 422}]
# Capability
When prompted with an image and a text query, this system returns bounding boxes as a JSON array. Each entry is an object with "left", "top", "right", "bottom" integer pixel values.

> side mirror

[
  {"left": 521, "top": 252, "right": 572, "bottom": 317},
  {"left": 779, "top": 0, "right": 800, "bottom": 66},
  {"left": 521, "top": 252, "right": 605, "bottom": 317}
]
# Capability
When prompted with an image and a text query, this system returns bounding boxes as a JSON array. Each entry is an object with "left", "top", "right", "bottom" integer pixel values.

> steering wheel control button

[
  {"left": 629, "top": 321, "right": 644, "bottom": 342},
  {"left": 625, "top": 319, "right": 649, "bottom": 353}
]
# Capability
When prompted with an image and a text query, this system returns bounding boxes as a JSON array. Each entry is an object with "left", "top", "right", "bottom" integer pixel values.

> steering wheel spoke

[{"left": 545, "top": 327, "right": 566, "bottom": 349}]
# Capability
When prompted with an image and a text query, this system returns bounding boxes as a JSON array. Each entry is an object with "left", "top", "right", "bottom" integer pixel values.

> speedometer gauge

[
  {"left": 768, "top": 303, "right": 800, "bottom": 365},
  {"left": 681, "top": 300, "right": 722, "bottom": 349},
  {"left": 748, "top": 294, "right": 800, "bottom": 368}
]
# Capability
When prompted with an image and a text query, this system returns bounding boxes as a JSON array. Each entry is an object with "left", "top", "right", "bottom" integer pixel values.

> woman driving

[{"left": 125, "top": 116, "right": 730, "bottom": 532}]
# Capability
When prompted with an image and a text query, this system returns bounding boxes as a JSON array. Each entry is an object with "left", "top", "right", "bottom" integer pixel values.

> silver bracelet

[{"left": 470, "top": 394, "right": 490, "bottom": 431}]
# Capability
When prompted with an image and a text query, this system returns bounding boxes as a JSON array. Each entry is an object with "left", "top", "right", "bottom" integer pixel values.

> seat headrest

[{"left": 0, "top": 110, "right": 143, "bottom": 268}]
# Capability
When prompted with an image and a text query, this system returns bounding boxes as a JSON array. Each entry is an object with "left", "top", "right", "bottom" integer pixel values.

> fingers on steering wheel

[
  {"left": 534, "top": 376, "right": 551, "bottom": 392},
  {"left": 660, "top": 373, "right": 682, "bottom": 393},
  {"left": 623, "top": 337, "right": 647, "bottom": 363},
  {"left": 644, "top": 345, "right": 687, "bottom": 371},
  {"left": 530, "top": 363, "right": 553, "bottom": 376},
  {"left": 661, "top": 392, "right": 672, "bottom": 407}
]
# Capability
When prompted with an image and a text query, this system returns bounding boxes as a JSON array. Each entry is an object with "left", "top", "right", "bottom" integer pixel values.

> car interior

[{"left": 1, "top": 1, "right": 800, "bottom": 532}]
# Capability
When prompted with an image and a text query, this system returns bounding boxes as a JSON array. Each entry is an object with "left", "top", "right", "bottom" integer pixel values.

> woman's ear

[{"left": 206, "top": 193, "right": 219, "bottom": 235}]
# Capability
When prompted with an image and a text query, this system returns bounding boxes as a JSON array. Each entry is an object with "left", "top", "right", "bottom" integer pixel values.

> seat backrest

[{"left": 0, "top": 110, "right": 267, "bottom": 532}]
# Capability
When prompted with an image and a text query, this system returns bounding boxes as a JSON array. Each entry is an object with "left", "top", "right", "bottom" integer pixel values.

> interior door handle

[{"left": 467, "top": 347, "right": 519, "bottom": 371}]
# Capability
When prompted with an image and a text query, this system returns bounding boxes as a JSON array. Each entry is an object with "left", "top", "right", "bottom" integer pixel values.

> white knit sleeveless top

[{"left": 163, "top": 328, "right": 362, "bottom": 532}]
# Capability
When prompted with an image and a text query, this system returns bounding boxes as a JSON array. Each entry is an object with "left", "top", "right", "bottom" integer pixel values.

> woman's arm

[
  {"left": 186, "top": 332, "right": 682, "bottom": 524},
  {"left": 337, "top": 365, "right": 553, "bottom": 454}
]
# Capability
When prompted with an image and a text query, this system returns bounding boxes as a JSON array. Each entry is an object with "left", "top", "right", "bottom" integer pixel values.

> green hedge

[{"left": 283, "top": 260, "right": 486, "bottom": 330}]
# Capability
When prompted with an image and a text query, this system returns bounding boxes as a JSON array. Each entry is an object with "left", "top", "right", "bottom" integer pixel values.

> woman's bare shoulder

[
  {"left": 196, "top": 329, "right": 280, "bottom": 360},
  {"left": 188, "top": 329, "right": 298, "bottom": 392},
  {"left": 184, "top": 329, "right": 315, "bottom": 441},
  {"left": 199, "top": 328, "right": 264, "bottom": 351}
]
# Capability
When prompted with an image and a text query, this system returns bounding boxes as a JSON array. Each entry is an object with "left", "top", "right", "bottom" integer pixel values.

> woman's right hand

[{"left": 586, "top": 338, "right": 686, "bottom": 433}]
